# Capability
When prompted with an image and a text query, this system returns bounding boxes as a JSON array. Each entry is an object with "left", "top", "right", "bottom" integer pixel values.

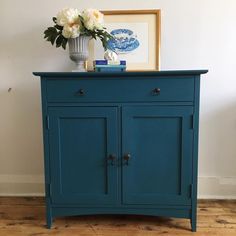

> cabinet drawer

[{"left": 46, "top": 78, "right": 194, "bottom": 103}]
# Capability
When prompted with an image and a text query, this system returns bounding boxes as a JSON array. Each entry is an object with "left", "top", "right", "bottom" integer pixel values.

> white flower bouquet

[{"left": 44, "top": 8, "right": 112, "bottom": 49}]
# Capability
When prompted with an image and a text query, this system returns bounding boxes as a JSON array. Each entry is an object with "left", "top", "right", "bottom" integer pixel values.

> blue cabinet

[{"left": 33, "top": 70, "right": 207, "bottom": 232}]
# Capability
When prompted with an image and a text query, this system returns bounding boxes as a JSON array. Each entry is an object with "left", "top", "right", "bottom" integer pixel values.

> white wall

[{"left": 0, "top": 0, "right": 236, "bottom": 198}]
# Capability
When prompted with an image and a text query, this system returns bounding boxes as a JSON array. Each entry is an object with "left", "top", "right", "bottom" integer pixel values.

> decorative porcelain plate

[{"left": 107, "top": 29, "right": 140, "bottom": 54}]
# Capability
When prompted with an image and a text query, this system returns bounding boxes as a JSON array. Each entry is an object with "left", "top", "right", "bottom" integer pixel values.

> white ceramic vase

[{"left": 68, "top": 35, "right": 92, "bottom": 72}]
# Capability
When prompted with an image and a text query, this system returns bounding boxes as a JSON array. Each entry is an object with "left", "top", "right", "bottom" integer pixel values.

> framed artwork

[{"left": 88, "top": 9, "right": 161, "bottom": 71}]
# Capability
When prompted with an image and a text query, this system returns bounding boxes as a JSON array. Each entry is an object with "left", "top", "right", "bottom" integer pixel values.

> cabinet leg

[
  {"left": 46, "top": 213, "right": 52, "bottom": 229},
  {"left": 46, "top": 205, "right": 53, "bottom": 229},
  {"left": 191, "top": 194, "right": 197, "bottom": 232},
  {"left": 191, "top": 217, "right": 196, "bottom": 232}
]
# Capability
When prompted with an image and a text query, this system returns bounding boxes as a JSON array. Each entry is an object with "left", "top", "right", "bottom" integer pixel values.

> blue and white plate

[{"left": 107, "top": 29, "right": 140, "bottom": 54}]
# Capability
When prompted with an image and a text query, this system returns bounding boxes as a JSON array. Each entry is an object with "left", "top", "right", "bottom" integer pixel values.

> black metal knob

[
  {"left": 107, "top": 154, "right": 116, "bottom": 166},
  {"left": 123, "top": 153, "right": 131, "bottom": 165},
  {"left": 78, "top": 89, "right": 84, "bottom": 96},
  {"left": 153, "top": 88, "right": 161, "bottom": 95}
]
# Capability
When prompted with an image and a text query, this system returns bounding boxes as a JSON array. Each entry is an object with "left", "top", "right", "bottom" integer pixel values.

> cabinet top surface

[{"left": 33, "top": 70, "right": 208, "bottom": 79}]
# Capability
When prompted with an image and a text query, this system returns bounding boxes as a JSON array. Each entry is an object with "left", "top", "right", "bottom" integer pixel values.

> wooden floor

[{"left": 0, "top": 198, "right": 236, "bottom": 235}]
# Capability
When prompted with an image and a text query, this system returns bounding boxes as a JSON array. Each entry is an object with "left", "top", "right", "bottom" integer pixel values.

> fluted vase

[{"left": 68, "top": 35, "right": 92, "bottom": 72}]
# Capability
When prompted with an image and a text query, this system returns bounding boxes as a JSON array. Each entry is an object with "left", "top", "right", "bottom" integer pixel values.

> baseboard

[
  {"left": 198, "top": 195, "right": 236, "bottom": 200},
  {"left": 198, "top": 176, "right": 236, "bottom": 199},
  {"left": 0, "top": 193, "right": 45, "bottom": 197},
  {"left": 0, "top": 174, "right": 45, "bottom": 196},
  {"left": 1, "top": 175, "right": 236, "bottom": 199}
]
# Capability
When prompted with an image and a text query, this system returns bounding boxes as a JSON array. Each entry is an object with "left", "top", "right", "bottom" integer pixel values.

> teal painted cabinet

[{"left": 33, "top": 70, "right": 207, "bottom": 232}]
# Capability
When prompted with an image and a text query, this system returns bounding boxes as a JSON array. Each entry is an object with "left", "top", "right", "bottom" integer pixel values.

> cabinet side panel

[
  {"left": 191, "top": 75, "right": 201, "bottom": 231},
  {"left": 40, "top": 78, "right": 52, "bottom": 227},
  {"left": 40, "top": 79, "right": 50, "bottom": 191}
]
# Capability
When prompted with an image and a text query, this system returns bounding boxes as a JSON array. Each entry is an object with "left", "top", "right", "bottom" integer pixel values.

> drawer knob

[
  {"left": 123, "top": 153, "right": 131, "bottom": 165},
  {"left": 152, "top": 88, "right": 161, "bottom": 95},
  {"left": 77, "top": 89, "right": 84, "bottom": 96},
  {"left": 107, "top": 154, "right": 116, "bottom": 166}
]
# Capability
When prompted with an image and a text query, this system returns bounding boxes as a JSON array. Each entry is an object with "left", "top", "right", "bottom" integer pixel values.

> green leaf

[
  {"left": 61, "top": 37, "right": 68, "bottom": 50},
  {"left": 44, "top": 26, "right": 59, "bottom": 45},
  {"left": 79, "top": 15, "right": 84, "bottom": 24},
  {"left": 54, "top": 24, "right": 63, "bottom": 30},
  {"left": 50, "top": 34, "right": 58, "bottom": 45},
  {"left": 45, "top": 27, "right": 57, "bottom": 33},
  {"left": 56, "top": 34, "right": 64, "bottom": 48},
  {"left": 52, "top": 17, "right": 57, "bottom": 23}
]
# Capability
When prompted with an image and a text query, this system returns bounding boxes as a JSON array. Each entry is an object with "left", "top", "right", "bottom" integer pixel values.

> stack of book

[{"left": 93, "top": 60, "right": 126, "bottom": 72}]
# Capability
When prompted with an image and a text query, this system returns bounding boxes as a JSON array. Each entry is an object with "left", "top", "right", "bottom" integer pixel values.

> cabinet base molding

[
  {"left": 50, "top": 206, "right": 191, "bottom": 218},
  {"left": 47, "top": 206, "right": 192, "bottom": 230}
]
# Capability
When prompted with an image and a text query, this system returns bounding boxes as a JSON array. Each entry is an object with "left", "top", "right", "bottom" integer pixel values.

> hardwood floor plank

[{"left": 0, "top": 198, "right": 235, "bottom": 235}]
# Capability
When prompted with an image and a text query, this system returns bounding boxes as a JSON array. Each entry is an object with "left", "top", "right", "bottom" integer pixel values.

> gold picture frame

[{"left": 88, "top": 9, "right": 161, "bottom": 71}]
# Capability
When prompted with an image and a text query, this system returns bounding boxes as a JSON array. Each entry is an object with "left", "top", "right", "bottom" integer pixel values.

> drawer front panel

[{"left": 46, "top": 77, "right": 194, "bottom": 103}]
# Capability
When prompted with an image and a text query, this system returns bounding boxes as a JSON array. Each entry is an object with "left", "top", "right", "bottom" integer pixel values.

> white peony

[
  {"left": 81, "top": 9, "right": 104, "bottom": 30},
  {"left": 56, "top": 8, "right": 80, "bottom": 26},
  {"left": 62, "top": 24, "right": 80, "bottom": 38}
]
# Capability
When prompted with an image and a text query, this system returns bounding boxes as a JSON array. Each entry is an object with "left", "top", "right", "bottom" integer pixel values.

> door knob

[
  {"left": 77, "top": 89, "right": 85, "bottom": 96},
  {"left": 123, "top": 153, "right": 131, "bottom": 165},
  {"left": 107, "top": 154, "right": 116, "bottom": 166},
  {"left": 152, "top": 88, "right": 161, "bottom": 95}
]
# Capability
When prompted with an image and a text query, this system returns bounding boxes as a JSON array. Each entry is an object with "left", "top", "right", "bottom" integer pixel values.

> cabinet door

[
  {"left": 122, "top": 106, "right": 193, "bottom": 205},
  {"left": 48, "top": 107, "right": 118, "bottom": 205}
]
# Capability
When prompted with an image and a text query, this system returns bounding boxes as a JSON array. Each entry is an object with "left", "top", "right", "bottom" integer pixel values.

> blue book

[
  {"left": 94, "top": 64, "right": 126, "bottom": 68},
  {"left": 95, "top": 67, "right": 126, "bottom": 72},
  {"left": 94, "top": 60, "right": 126, "bottom": 66}
]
